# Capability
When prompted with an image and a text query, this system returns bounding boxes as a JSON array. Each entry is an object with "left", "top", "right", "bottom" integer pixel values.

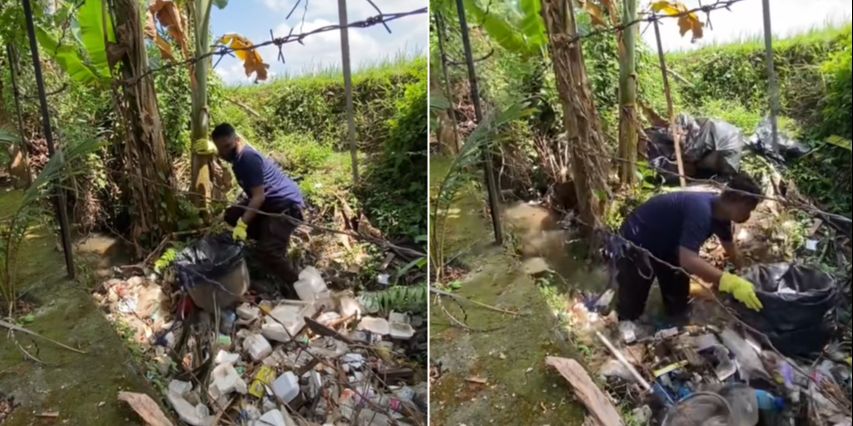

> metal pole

[
  {"left": 434, "top": 12, "right": 461, "bottom": 153},
  {"left": 21, "top": 0, "right": 76, "bottom": 279},
  {"left": 337, "top": 0, "right": 359, "bottom": 184},
  {"left": 761, "top": 0, "right": 780, "bottom": 149},
  {"left": 6, "top": 44, "right": 32, "bottom": 187},
  {"left": 653, "top": 16, "right": 687, "bottom": 187},
  {"left": 454, "top": 0, "right": 503, "bottom": 244}
]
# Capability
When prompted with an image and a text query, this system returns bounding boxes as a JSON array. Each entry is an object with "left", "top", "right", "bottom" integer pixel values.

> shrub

[{"left": 271, "top": 133, "right": 332, "bottom": 178}]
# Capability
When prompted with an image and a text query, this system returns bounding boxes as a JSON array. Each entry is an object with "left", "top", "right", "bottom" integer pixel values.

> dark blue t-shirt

[
  {"left": 231, "top": 145, "right": 304, "bottom": 210},
  {"left": 620, "top": 191, "right": 732, "bottom": 261}
]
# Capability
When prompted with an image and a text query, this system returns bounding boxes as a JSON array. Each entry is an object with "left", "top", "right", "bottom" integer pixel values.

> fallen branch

[
  {"left": 430, "top": 287, "right": 523, "bottom": 316},
  {"left": 0, "top": 319, "right": 86, "bottom": 354}
]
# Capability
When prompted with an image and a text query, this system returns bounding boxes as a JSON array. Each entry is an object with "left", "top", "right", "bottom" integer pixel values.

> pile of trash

[
  {"left": 93, "top": 236, "right": 427, "bottom": 425},
  {"left": 558, "top": 264, "right": 852, "bottom": 425}
]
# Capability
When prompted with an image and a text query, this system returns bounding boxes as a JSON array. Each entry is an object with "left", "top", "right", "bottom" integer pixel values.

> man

[
  {"left": 613, "top": 173, "right": 764, "bottom": 325},
  {"left": 201, "top": 123, "right": 305, "bottom": 293}
]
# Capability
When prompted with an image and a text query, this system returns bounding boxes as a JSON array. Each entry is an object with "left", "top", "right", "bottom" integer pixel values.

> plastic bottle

[{"left": 755, "top": 389, "right": 785, "bottom": 413}]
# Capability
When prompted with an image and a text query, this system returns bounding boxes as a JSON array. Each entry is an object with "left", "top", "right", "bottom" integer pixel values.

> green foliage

[
  {"left": 687, "top": 98, "right": 763, "bottom": 134},
  {"left": 272, "top": 134, "right": 333, "bottom": 178},
  {"left": 359, "top": 284, "right": 427, "bottom": 315},
  {"left": 819, "top": 37, "right": 852, "bottom": 139},
  {"left": 223, "top": 58, "right": 425, "bottom": 152},
  {"left": 154, "top": 248, "right": 179, "bottom": 273},
  {"left": 358, "top": 70, "right": 428, "bottom": 241}
]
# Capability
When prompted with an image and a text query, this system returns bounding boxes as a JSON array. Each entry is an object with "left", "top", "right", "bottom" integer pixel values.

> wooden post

[
  {"left": 618, "top": 0, "right": 638, "bottom": 186},
  {"left": 653, "top": 16, "right": 686, "bottom": 187},
  {"left": 434, "top": 12, "right": 461, "bottom": 153},
  {"left": 337, "top": 0, "right": 359, "bottom": 184},
  {"left": 761, "top": 0, "right": 780, "bottom": 149},
  {"left": 455, "top": 0, "right": 503, "bottom": 244},
  {"left": 22, "top": 0, "right": 76, "bottom": 279}
]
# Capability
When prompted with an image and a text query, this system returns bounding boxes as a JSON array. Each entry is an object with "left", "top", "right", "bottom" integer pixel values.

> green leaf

[
  {"left": 449, "top": 281, "right": 462, "bottom": 290},
  {"left": 76, "top": 0, "right": 114, "bottom": 77},
  {"left": 518, "top": 0, "right": 546, "bottom": 48},
  {"left": 35, "top": 26, "right": 102, "bottom": 85},
  {"left": 824, "top": 135, "right": 852, "bottom": 151},
  {"left": 463, "top": 0, "right": 532, "bottom": 56}
]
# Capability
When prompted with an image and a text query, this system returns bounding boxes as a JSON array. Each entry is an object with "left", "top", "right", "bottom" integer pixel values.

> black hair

[
  {"left": 211, "top": 123, "right": 236, "bottom": 141},
  {"left": 721, "top": 172, "right": 762, "bottom": 206}
]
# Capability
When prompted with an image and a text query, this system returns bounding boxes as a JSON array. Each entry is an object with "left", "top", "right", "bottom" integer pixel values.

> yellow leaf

[
  {"left": 651, "top": 0, "right": 704, "bottom": 41},
  {"left": 218, "top": 33, "right": 270, "bottom": 81}
]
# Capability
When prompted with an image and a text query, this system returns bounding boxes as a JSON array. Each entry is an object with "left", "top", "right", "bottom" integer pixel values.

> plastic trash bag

[
  {"left": 734, "top": 263, "right": 838, "bottom": 357},
  {"left": 748, "top": 117, "right": 811, "bottom": 162},
  {"left": 174, "top": 234, "right": 249, "bottom": 311},
  {"left": 678, "top": 114, "right": 746, "bottom": 176}
]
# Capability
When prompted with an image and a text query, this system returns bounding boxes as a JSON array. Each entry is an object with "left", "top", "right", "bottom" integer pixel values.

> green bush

[
  {"left": 272, "top": 133, "right": 332, "bottom": 178},
  {"left": 358, "top": 74, "right": 428, "bottom": 241},
  {"left": 225, "top": 58, "right": 426, "bottom": 152},
  {"left": 819, "top": 37, "right": 852, "bottom": 139}
]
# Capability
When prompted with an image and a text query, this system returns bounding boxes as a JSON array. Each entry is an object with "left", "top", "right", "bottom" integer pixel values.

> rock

[
  {"left": 389, "top": 322, "right": 416, "bottom": 340},
  {"left": 215, "top": 350, "right": 240, "bottom": 365},
  {"left": 244, "top": 334, "right": 273, "bottom": 362},
  {"left": 271, "top": 371, "right": 300, "bottom": 403},
  {"left": 521, "top": 257, "right": 551, "bottom": 275},
  {"left": 357, "top": 316, "right": 390, "bottom": 335},
  {"left": 236, "top": 303, "right": 260, "bottom": 321}
]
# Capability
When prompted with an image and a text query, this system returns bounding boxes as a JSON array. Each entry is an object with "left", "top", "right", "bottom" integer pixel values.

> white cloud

[{"left": 642, "top": 0, "right": 852, "bottom": 52}]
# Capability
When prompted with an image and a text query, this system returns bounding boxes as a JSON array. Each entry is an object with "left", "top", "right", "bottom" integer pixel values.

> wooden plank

[
  {"left": 545, "top": 356, "right": 624, "bottom": 426},
  {"left": 118, "top": 392, "right": 173, "bottom": 426}
]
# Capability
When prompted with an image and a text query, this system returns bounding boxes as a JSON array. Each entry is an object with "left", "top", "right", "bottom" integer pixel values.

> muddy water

[
  {"left": 0, "top": 190, "right": 160, "bottom": 425},
  {"left": 430, "top": 158, "right": 607, "bottom": 425}
]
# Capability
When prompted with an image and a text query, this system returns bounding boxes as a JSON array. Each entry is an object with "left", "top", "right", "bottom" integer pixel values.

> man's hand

[
  {"left": 720, "top": 272, "right": 763, "bottom": 311},
  {"left": 232, "top": 218, "right": 248, "bottom": 242},
  {"left": 193, "top": 138, "right": 218, "bottom": 155}
]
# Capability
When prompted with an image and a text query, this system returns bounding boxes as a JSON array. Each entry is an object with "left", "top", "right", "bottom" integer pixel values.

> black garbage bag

[
  {"left": 734, "top": 263, "right": 839, "bottom": 357},
  {"left": 678, "top": 114, "right": 746, "bottom": 176},
  {"left": 748, "top": 117, "right": 811, "bottom": 162},
  {"left": 174, "top": 234, "right": 248, "bottom": 311}
]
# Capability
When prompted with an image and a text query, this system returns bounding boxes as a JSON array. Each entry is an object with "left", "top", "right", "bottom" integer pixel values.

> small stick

[
  {"left": 430, "top": 288, "right": 522, "bottom": 316},
  {"left": 0, "top": 319, "right": 86, "bottom": 354}
]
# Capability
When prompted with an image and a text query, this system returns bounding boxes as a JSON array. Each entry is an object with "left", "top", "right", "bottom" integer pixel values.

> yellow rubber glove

[
  {"left": 720, "top": 272, "right": 763, "bottom": 311},
  {"left": 193, "top": 138, "right": 218, "bottom": 155},
  {"left": 232, "top": 218, "right": 248, "bottom": 242}
]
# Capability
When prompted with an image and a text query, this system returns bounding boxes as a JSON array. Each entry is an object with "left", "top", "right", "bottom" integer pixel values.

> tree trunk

[
  {"left": 190, "top": 0, "right": 213, "bottom": 211},
  {"left": 618, "top": 0, "right": 638, "bottom": 186},
  {"left": 108, "top": 0, "right": 177, "bottom": 254},
  {"left": 540, "top": 0, "right": 610, "bottom": 230}
]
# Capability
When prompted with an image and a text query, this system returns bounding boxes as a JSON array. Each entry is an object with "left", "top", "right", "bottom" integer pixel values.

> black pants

[
  {"left": 224, "top": 199, "right": 302, "bottom": 294},
  {"left": 614, "top": 243, "right": 690, "bottom": 321}
]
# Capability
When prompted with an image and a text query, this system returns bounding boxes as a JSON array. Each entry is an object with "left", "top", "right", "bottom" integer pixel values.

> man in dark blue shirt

[
  {"left": 211, "top": 123, "right": 305, "bottom": 293},
  {"left": 614, "top": 173, "right": 764, "bottom": 323}
]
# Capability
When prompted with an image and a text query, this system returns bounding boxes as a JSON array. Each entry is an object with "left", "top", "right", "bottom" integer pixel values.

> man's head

[
  {"left": 211, "top": 123, "right": 241, "bottom": 162},
  {"left": 718, "top": 173, "right": 762, "bottom": 223}
]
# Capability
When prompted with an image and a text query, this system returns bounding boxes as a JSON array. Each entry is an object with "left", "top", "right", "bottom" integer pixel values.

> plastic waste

[
  {"left": 271, "top": 372, "right": 300, "bottom": 404},
  {"left": 736, "top": 263, "right": 838, "bottom": 357},
  {"left": 294, "top": 266, "right": 328, "bottom": 302},
  {"left": 755, "top": 390, "right": 785, "bottom": 412},
  {"left": 748, "top": 117, "right": 810, "bottom": 162},
  {"left": 174, "top": 234, "right": 249, "bottom": 311}
]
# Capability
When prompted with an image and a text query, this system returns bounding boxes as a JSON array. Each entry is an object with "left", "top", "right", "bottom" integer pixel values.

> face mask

[{"left": 221, "top": 146, "right": 238, "bottom": 162}]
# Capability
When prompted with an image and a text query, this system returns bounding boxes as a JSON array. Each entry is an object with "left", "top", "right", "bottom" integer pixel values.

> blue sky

[{"left": 210, "top": 0, "right": 428, "bottom": 85}]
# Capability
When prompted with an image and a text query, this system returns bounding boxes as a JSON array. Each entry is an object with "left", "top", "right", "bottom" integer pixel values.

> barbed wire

[{"left": 124, "top": 7, "right": 428, "bottom": 85}]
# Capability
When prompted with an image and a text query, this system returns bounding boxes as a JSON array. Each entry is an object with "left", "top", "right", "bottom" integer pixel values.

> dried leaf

[
  {"left": 149, "top": 0, "right": 188, "bottom": 56},
  {"left": 217, "top": 33, "right": 270, "bottom": 81},
  {"left": 144, "top": 11, "right": 175, "bottom": 61},
  {"left": 584, "top": 2, "right": 607, "bottom": 27}
]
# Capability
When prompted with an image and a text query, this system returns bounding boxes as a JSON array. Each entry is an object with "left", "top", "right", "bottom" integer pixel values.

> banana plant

[
  {"left": 433, "top": 0, "right": 546, "bottom": 58},
  {"left": 35, "top": 0, "right": 114, "bottom": 86}
]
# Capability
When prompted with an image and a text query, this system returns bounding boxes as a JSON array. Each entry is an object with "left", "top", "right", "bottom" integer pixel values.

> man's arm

[
  {"left": 678, "top": 247, "right": 724, "bottom": 290},
  {"left": 721, "top": 241, "right": 744, "bottom": 270},
  {"left": 241, "top": 186, "right": 265, "bottom": 224}
]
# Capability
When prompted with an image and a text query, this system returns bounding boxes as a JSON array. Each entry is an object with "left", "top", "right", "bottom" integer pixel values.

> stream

[{"left": 429, "top": 157, "right": 609, "bottom": 425}]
